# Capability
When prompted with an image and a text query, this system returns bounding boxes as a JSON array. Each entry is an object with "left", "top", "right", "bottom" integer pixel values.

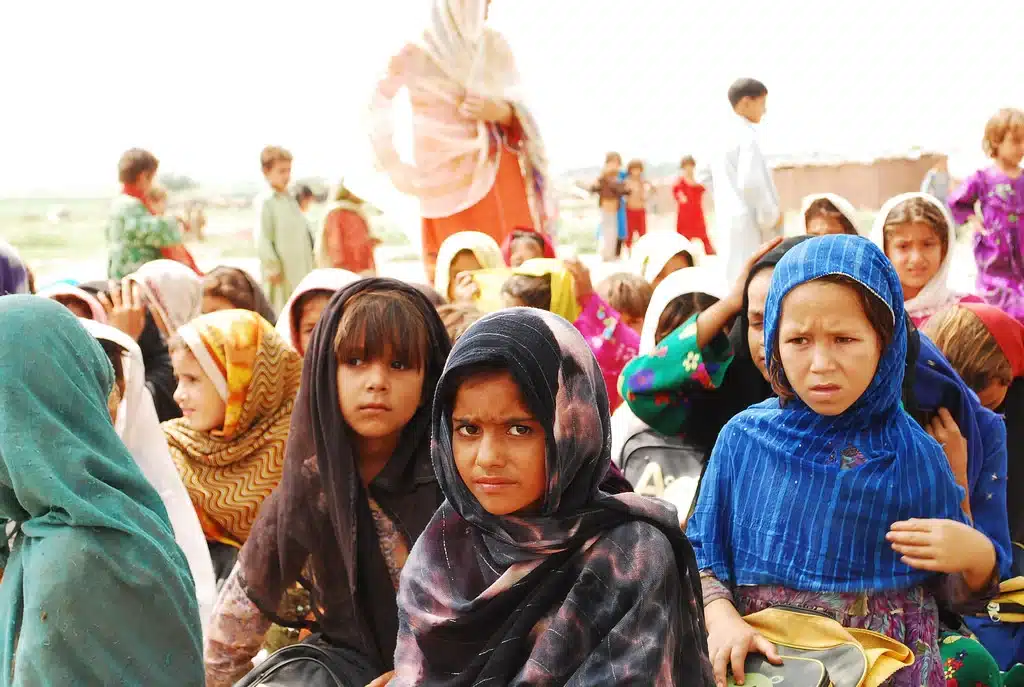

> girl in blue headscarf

[
  {"left": 0, "top": 296, "right": 203, "bottom": 686},
  {"left": 688, "top": 235, "right": 999, "bottom": 687}
]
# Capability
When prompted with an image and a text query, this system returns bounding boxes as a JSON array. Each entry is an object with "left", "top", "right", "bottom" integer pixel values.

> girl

[
  {"left": 205, "top": 280, "right": 450, "bottom": 687},
  {"left": 802, "top": 192, "right": 860, "bottom": 236},
  {"left": 318, "top": 183, "right": 379, "bottom": 276},
  {"left": 127, "top": 258, "right": 204, "bottom": 336},
  {"left": 689, "top": 235, "right": 997, "bottom": 687},
  {"left": 500, "top": 227, "right": 556, "bottom": 267},
  {"left": 0, "top": 240, "right": 29, "bottom": 295},
  {"left": 950, "top": 108, "right": 1024, "bottom": 321},
  {"left": 434, "top": 230, "right": 504, "bottom": 303},
  {"left": 673, "top": 155, "right": 713, "bottom": 254},
  {"left": 631, "top": 231, "right": 700, "bottom": 289},
  {"left": 201, "top": 265, "right": 277, "bottom": 322},
  {"left": 389, "top": 308, "right": 713, "bottom": 686},
  {"left": 871, "top": 192, "right": 982, "bottom": 327},
  {"left": 81, "top": 319, "right": 217, "bottom": 626},
  {"left": 162, "top": 310, "right": 302, "bottom": 581},
  {"left": 38, "top": 282, "right": 108, "bottom": 321},
  {"left": 0, "top": 297, "right": 202, "bottom": 685},
  {"left": 275, "top": 268, "right": 361, "bottom": 356},
  {"left": 496, "top": 257, "right": 640, "bottom": 412}
]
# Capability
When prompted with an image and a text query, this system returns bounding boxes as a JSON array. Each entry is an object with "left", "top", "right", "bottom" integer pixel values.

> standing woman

[
  {"left": 0, "top": 297, "right": 202, "bottom": 685},
  {"left": 370, "top": 0, "right": 552, "bottom": 283}
]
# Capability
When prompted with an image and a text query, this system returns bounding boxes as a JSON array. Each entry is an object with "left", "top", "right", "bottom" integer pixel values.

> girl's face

[
  {"left": 806, "top": 215, "right": 846, "bottom": 237},
  {"left": 509, "top": 237, "right": 544, "bottom": 268},
  {"left": 336, "top": 344, "right": 425, "bottom": 442},
  {"left": 297, "top": 293, "right": 332, "bottom": 356},
  {"left": 885, "top": 221, "right": 944, "bottom": 300},
  {"left": 452, "top": 370, "right": 547, "bottom": 516},
  {"left": 652, "top": 252, "right": 693, "bottom": 290},
  {"left": 448, "top": 250, "right": 483, "bottom": 300},
  {"left": 745, "top": 268, "right": 774, "bottom": 380},
  {"left": 996, "top": 129, "right": 1024, "bottom": 169},
  {"left": 778, "top": 280, "right": 883, "bottom": 416},
  {"left": 202, "top": 294, "right": 236, "bottom": 315},
  {"left": 977, "top": 380, "right": 1009, "bottom": 411},
  {"left": 171, "top": 349, "right": 227, "bottom": 431}
]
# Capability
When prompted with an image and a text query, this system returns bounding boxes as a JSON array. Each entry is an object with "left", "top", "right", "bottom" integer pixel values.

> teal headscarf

[{"left": 0, "top": 296, "right": 202, "bottom": 685}]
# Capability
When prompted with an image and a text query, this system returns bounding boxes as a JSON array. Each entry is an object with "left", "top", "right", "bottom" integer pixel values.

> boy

[
  {"left": 254, "top": 146, "right": 315, "bottom": 311},
  {"left": 673, "top": 156, "right": 713, "bottom": 254},
  {"left": 585, "top": 153, "right": 628, "bottom": 261},
  {"left": 623, "top": 160, "right": 651, "bottom": 248},
  {"left": 705, "top": 78, "right": 782, "bottom": 281},
  {"left": 106, "top": 148, "right": 197, "bottom": 279}
]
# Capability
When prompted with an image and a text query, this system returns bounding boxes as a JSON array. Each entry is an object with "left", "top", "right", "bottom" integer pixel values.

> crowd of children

[{"left": 2, "top": 14, "right": 1024, "bottom": 684}]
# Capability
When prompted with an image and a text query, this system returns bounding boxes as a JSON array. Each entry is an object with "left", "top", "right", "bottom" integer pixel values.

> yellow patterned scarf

[{"left": 163, "top": 310, "right": 302, "bottom": 546}]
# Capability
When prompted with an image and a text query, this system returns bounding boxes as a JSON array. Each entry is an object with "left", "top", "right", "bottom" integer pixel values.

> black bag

[
  {"left": 234, "top": 638, "right": 379, "bottom": 687},
  {"left": 620, "top": 429, "right": 706, "bottom": 523}
]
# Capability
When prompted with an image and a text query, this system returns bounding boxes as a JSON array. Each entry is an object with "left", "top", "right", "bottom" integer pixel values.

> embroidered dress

[{"left": 106, "top": 193, "right": 185, "bottom": 279}]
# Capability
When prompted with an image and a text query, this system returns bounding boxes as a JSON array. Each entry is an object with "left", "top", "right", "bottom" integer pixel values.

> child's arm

[
  {"left": 254, "top": 199, "right": 283, "bottom": 284},
  {"left": 737, "top": 137, "right": 782, "bottom": 232},
  {"left": 948, "top": 171, "right": 984, "bottom": 226}
]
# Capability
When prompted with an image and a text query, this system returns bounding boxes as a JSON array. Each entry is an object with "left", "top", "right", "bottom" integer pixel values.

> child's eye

[
  {"left": 786, "top": 337, "right": 808, "bottom": 345},
  {"left": 390, "top": 360, "right": 409, "bottom": 371},
  {"left": 508, "top": 425, "right": 532, "bottom": 437},
  {"left": 346, "top": 358, "right": 364, "bottom": 366},
  {"left": 455, "top": 424, "right": 480, "bottom": 437},
  {"left": 835, "top": 336, "right": 858, "bottom": 344}
]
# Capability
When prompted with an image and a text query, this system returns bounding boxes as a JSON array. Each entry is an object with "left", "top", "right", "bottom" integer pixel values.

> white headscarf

[
  {"left": 127, "top": 260, "right": 203, "bottom": 334},
  {"left": 631, "top": 231, "right": 703, "bottom": 283},
  {"left": 870, "top": 192, "right": 962, "bottom": 322},
  {"left": 275, "top": 269, "right": 362, "bottom": 350},
  {"left": 80, "top": 319, "right": 217, "bottom": 629},
  {"left": 801, "top": 193, "right": 861, "bottom": 234}
]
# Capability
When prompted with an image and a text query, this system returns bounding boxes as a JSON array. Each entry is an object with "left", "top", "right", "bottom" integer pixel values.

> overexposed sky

[{"left": 2, "top": 0, "right": 1021, "bottom": 198}]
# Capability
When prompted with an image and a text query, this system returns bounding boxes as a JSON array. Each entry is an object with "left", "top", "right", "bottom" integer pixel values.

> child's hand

[
  {"left": 99, "top": 279, "right": 147, "bottom": 341},
  {"left": 365, "top": 671, "right": 395, "bottom": 687},
  {"left": 723, "top": 237, "right": 784, "bottom": 316},
  {"left": 563, "top": 258, "right": 594, "bottom": 305},
  {"left": 887, "top": 518, "right": 996, "bottom": 588},
  {"left": 459, "top": 95, "right": 511, "bottom": 124},
  {"left": 926, "top": 408, "right": 968, "bottom": 486},
  {"left": 451, "top": 272, "right": 479, "bottom": 304},
  {"left": 707, "top": 602, "right": 782, "bottom": 687}
]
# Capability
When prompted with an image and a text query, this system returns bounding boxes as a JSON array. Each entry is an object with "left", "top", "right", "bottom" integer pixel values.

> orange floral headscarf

[{"left": 163, "top": 310, "right": 302, "bottom": 546}]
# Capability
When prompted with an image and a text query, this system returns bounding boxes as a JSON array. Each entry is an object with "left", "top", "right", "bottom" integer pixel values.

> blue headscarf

[{"left": 688, "top": 235, "right": 967, "bottom": 592}]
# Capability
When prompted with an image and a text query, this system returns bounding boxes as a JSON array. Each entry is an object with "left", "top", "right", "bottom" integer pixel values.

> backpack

[
  {"left": 620, "top": 429, "right": 706, "bottom": 523},
  {"left": 233, "top": 638, "right": 379, "bottom": 687}
]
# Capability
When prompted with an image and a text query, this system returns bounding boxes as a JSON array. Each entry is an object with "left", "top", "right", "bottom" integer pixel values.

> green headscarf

[{"left": 0, "top": 296, "right": 202, "bottom": 686}]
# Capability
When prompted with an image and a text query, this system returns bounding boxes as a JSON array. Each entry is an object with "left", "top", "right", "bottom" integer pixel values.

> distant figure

[
  {"left": 703, "top": 78, "right": 782, "bottom": 282},
  {"left": 318, "top": 183, "right": 379, "bottom": 276},
  {"left": 623, "top": 159, "right": 651, "bottom": 248},
  {"left": 673, "top": 155, "right": 713, "bottom": 254},
  {"left": 147, "top": 185, "right": 169, "bottom": 216},
  {"left": 106, "top": 148, "right": 199, "bottom": 279},
  {"left": 586, "top": 152, "right": 629, "bottom": 262},
  {"left": 921, "top": 155, "right": 952, "bottom": 205},
  {"left": 294, "top": 184, "right": 316, "bottom": 214},
  {"left": 254, "top": 146, "right": 315, "bottom": 311}
]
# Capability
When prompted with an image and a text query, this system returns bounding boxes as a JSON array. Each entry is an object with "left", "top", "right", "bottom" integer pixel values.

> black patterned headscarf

[{"left": 391, "top": 308, "right": 713, "bottom": 686}]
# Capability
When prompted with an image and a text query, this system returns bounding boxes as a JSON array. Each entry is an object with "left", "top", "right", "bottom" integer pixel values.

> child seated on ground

[
  {"left": 274, "top": 268, "right": 360, "bottom": 356},
  {"left": 631, "top": 231, "right": 700, "bottom": 289},
  {"left": 201, "top": 265, "right": 277, "bottom": 323},
  {"left": 500, "top": 227, "right": 555, "bottom": 267},
  {"left": 433, "top": 231, "right": 504, "bottom": 303},
  {"left": 802, "top": 193, "right": 860, "bottom": 236},
  {"left": 596, "top": 272, "right": 653, "bottom": 335}
]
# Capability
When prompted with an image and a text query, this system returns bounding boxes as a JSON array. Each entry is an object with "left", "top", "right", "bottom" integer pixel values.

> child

[
  {"left": 204, "top": 280, "right": 450, "bottom": 687},
  {"left": 500, "top": 227, "right": 555, "bottom": 267},
  {"left": 294, "top": 184, "right": 316, "bottom": 213},
  {"left": 146, "top": 184, "right": 169, "bottom": 216},
  {"left": 437, "top": 302, "right": 484, "bottom": 344},
  {"left": 162, "top": 310, "right": 302, "bottom": 582},
  {"left": 802, "top": 192, "right": 860, "bottom": 235},
  {"left": 689, "top": 235, "right": 996, "bottom": 687},
  {"left": 673, "top": 155, "right": 714, "bottom": 254},
  {"left": 433, "top": 231, "right": 504, "bottom": 303},
  {"left": 0, "top": 297, "right": 203, "bottom": 685},
  {"left": 949, "top": 108, "right": 1024, "bottom": 321},
  {"left": 871, "top": 192, "right": 983, "bottom": 326},
  {"left": 106, "top": 148, "right": 198, "bottom": 279},
  {"left": 127, "top": 258, "right": 204, "bottom": 337},
  {"left": 318, "top": 183, "right": 379, "bottom": 276},
  {"left": 706, "top": 78, "right": 782, "bottom": 282},
  {"left": 596, "top": 271, "right": 653, "bottom": 334},
  {"left": 624, "top": 159, "right": 650, "bottom": 247},
  {"left": 631, "top": 230, "right": 699, "bottom": 288},
  {"left": 921, "top": 154, "right": 952, "bottom": 204},
  {"left": 275, "top": 268, "right": 361, "bottom": 356},
  {"left": 587, "top": 153, "right": 629, "bottom": 261},
  {"left": 254, "top": 146, "right": 316, "bottom": 312},
  {"left": 390, "top": 308, "right": 712, "bottom": 685},
  {"left": 201, "top": 265, "right": 277, "bottom": 323}
]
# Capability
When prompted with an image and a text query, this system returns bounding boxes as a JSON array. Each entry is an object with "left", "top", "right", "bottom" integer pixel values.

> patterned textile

[
  {"left": 163, "top": 310, "right": 302, "bottom": 545},
  {"left": 688, "top": 235, "right": 968, "bottom": 592},
  {"left": 128, "top": 258, "right": 203, "bottom": 333},
  {"left": 106, "top": 193, "right": 185, "bottom": 279},
  {"left": 391, "top": 308, "right": 713, "bottom": 686}
]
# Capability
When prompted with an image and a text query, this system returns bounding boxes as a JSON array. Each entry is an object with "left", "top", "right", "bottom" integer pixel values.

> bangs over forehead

[{"left": 334, "top": 290, "right": 430, "bottom": 369}]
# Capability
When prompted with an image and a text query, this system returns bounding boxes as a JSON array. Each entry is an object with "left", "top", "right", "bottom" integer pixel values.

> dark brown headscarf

[{"left": 238, "top": 278, "right": 449, "bottom": 670}]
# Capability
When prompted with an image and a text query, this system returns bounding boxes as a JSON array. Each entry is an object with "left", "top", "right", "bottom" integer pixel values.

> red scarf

[
  {"left": 122, "top": 184, "right": 202, "bottom": 275},
  {"left": 122, "top": 183, "right": 157, "bottom": 215},
  {"left": 963, "top": 303, "right": 1024, "bottom": 377}
]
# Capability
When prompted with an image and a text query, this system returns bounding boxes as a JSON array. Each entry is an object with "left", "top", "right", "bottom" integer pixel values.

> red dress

[{"left": 672, "top": 178, "right": 713, "bottom": 255}]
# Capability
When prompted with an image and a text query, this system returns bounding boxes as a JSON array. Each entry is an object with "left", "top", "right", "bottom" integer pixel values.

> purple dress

[{"left": 949, "top": 168, "right": 1024, "bottom": 321}]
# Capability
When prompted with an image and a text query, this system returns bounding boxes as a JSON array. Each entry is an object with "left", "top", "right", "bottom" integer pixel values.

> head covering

[
  {"left": 870, "top": 192, "right": 962, "bottom": 322},
  {"left": 688, "top": 235, "right": 967, "bottom": 592},
  {"left": 962, "top": 302, "right": 1024, "bottom": 378},
  {"left": 369, "top": 0, "right": 551, "bottom": 229},
  {"left": 631, "top": 231, "right": 702, "bottom": 283},
  {"left": 640, "top": 266, "right": 730, "bottom": 353},
  {"left": 203, "top": 265, "right": 277, "bottom": 323},
  {"left": 240, "top": 279, "right": 450, "bottom": 671},
  {"left": 801, "top": 192, "right": 861, "bottom": 234},
  {"left": 128, "top": 259, "right": 203, "bottom": 333},
  {"left": 163, "top": 310, "right": 302, "bottom": 546},
  {"left": 79, "top": 319, "right": 217, "bottom": 626},
  {"left": 433, "top": 230, "right": 504, "bottom": 299},
  {"left": 38, "top": 282, "right": 108, "bottom": 322},
  {"left": 500, "top": 227, "right": 557, "bottom": 265},
  {"left": 274, "top": 268, "right": 361, "bottom": 349},
  {"left": 391, "top": 308, "right": 710, "bottom": 685},
  {"left": 0, "top": 241, "right": 29, "bottom": 295},
  {"left": 0, "top": 297, "right": 202, "bottom": 684}
]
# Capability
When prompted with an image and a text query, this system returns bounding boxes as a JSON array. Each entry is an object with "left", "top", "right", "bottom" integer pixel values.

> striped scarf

[{"left": 163, "top": 310, "right": 302, "bottom": 546}]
